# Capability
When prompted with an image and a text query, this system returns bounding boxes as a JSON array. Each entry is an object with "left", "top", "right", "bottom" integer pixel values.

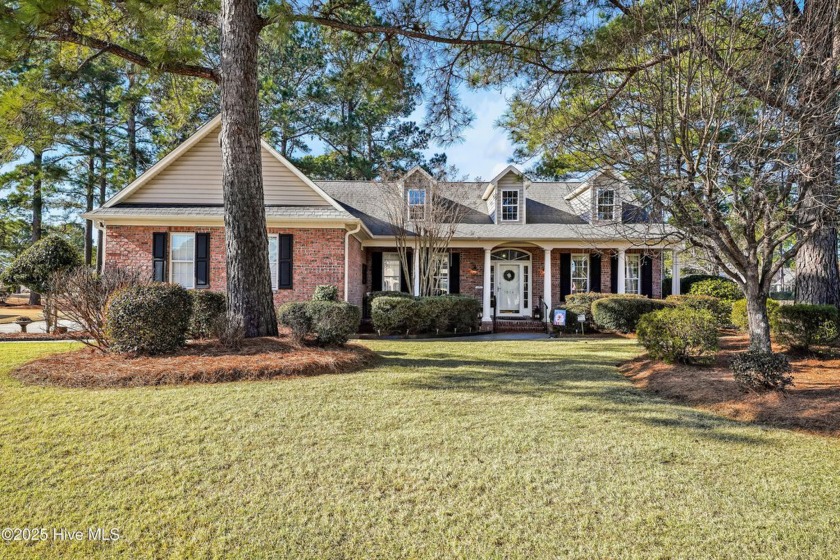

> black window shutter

[
  {"left": 400, "top": 249, "right": 412, "bottom": 293},
  {"left": 278, "top": 234, "right": 293, "bottom": 289},
  {"left": 641, "top": 255, "right": 653, "bottom": 297},
  {"left": 195, "top": 233, "right": 210, "bottom": 288},
  {"left": 362, "top": 263, "right": 368, "bottom": 286},
  {"left": 610, "top": 254, "right": 619, "bottom": 293},
  {"left": 152, "top": 232, "right": 167, "bottom": 282},
  {"left": 371, "top": 252, "right": 383, "bottom": 291},
  {"left": 590, "top": 253, "right": 602, "bottom": 293},
  {"left": 449, "top": 252, "right": 460, "bottom": 294},
  {"left": 559, "top": 253, "right": 571, "bottom": 302}
]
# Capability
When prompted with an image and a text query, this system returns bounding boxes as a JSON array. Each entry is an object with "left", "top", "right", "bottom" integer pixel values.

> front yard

[{"left": 2, "top": 338, "right": 840, "bottom": 558}]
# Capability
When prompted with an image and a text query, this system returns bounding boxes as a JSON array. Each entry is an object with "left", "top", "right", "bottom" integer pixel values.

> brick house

[{"left": 85, "top": 115, "right": 681, "bottom": 329}]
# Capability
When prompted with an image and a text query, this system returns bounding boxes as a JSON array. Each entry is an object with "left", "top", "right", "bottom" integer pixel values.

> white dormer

[
  {"left": 482, "top": 165, "right": 529, "bottom": 225},
  {"left": 564, "top": 168, "right": 628, "bottom": 223}
]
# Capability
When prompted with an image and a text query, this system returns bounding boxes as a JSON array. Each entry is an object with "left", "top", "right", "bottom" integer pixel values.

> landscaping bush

[
  {"left": 371, "top": 296, "right": 420, "bottom": 334},
  {"left": 106, "top": 283, "right": 192, "bottom": 355},
  {"left": 775, "top": 304, "right": 840, "bottom": 351},
  {"left": 444, "top": 295, "right": 481, "bottom": 332},
  {"left": 565, "top": 292, "right": 647, "bottom": 329},
  {"left": 730, "top": 299, "right": 781, "bottom": 333},
  {"left": 307, "top": 300, "right": 361, "bottom": 345},
  {"left": 680, "top": 274, "right": 727, "bottom": 295},
  {"left": 189, "top": 291, "right": 226, "bottom": 339},
  {"left": 688, "top": 277, "right": 742, "bottom": 302},
  {"left": 312, "top": 284, "right": 339, "bottom": 302},
  {"left": 731, "top": 351, "right": 793, "bottom": 392},
  {"left": 51, "top": 266, "right": 143, "bottom": 350},
  {"left": 364, "top": 290, "right": 412, "bottom": 317},
  {"left": 637, "top": 307, "right": 719, "bottom": 364},
  {"left": 666, "top": 294, "right": 731, "bottom": 324},
  {"left": 277, "top": 301, "right": 313, "bottom": 343},
  {"left": 591, "top": 297, "right": 670, "bottom": 333}
]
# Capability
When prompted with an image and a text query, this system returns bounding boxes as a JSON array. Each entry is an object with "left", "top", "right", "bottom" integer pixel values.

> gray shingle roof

[{"left": 85, "top": 204, "right": 353, "bottom": 220}]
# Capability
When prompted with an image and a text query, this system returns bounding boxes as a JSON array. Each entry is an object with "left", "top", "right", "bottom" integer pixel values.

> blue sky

[{"left": 415, "top": 88, "right": 520, "bottom": 181}]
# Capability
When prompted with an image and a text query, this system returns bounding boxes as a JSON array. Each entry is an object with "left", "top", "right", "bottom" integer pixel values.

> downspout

[{"left": 344, "top": 222, "right": 362, "bottom": 302}]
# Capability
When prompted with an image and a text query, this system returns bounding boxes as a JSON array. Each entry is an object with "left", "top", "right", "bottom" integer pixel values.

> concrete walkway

[{"left": 0, "top": 319, "right": 81, "bottom": 334}]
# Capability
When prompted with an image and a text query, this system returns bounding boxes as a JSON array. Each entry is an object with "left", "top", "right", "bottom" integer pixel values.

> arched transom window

[{"left": 491, "top": 249, "right": 531, "bottom": 261}]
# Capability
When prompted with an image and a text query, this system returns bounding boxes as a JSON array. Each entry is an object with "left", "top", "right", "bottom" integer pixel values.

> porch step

[{"left": 493, "top": 319, "right": 547, "bottom": 333}]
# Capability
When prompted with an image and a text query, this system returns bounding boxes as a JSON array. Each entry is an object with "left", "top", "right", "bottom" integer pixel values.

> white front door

[{"left": 497, "top": 264, "right": 521, "bottom": 313}]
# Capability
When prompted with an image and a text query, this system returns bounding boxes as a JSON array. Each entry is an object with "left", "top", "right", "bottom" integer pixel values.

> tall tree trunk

[
  {"left": 96, "top": 96, "right": 108, "bottom": 272},
  {"left": 220, "top": 0, "right": 278, "bottom": 337},
  {"left": 795, "top": 0, "right": 840, "bottom": 306},
  {"left": 127, "top": 71, "right": 139, "bottom": 181},
  {"left": 744, "top": 280, "right": 772, "bottom": 353},
  {"left": 29, "top": 150, "right": 43, "bottom": 305},
  {"left": 84, "top": 146, "right": 95, "bottom": 266}
]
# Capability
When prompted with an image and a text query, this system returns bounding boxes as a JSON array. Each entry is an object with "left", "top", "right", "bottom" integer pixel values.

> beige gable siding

[
  {"left": 495, "top": 171, "right": 525, "bottom": 224},
  {"left": 124, "top": 133, "right": 330, "bottom": 206}
]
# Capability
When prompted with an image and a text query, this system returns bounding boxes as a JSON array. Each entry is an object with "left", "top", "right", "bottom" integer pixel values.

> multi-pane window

[
  {"left": 433, "top": 254, "right": 449, "bottom": 294},
  {"left": 383, "top": 252, "right": 402, "bottom": 291},
  {"left": 523, "top": 265, "right": 529, "bottom": 308},
  {"left": 501, "top": 189, "right": 519, "bottom": 221},
  {"left": 597, "top": 189, "right": 616, "bottom": 221},
  {"left": 268, "top": 235, "right": 279, "bottom": 290},
  {"left": 170, "top": 233, "right": 195, "bottom": 289},
  {"left": 625, "top": 254, "right": 641, "bottom": 294},
  {"left": 571, "top": 254, "right": 589, "bottom": 294},
  {"left": 408, "top": 189, "right": 426, "bottom": 220}
]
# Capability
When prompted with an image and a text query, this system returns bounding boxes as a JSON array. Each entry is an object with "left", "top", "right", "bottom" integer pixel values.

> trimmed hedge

[
  {"left": 277, "top": 301, "right": 312, "bottom": 342},
  {"left": 666, "top": 294, "right": 731, "bottom": 324},
  {"left": 776, "top": 304, "right": 840, "bottom": 351},
  {"left": 591, "top": 297, "right": 670, "bottom": 333},
  {"left": 688, "top": 277, "right": 742, "bottom": 302},
  {"left": 371, "top": 295, "right": 481, "bottom": 335},
  {"left": 637, "top": 307, "right": 719, "bottom": 364},
  {"left": 312, "top": 284, "right": 339, "bottom": 302},
  {"left": 189, "top": 291, "right": 226, "bottom": 339},
  {"left": 731, "top": 351, "right": 793, "bottom": 392},
  {"left": 565, "top": 292, "right": 647, "bottom": 329},
  {"left": 307, "top": 301, "right": 361, "bottom": 345},
  {"left": 730, "top": 299, "right": 781, "bottom": 333},
  {"left": 364, "top": 290, "right": 412, "bottom": 317},
  {"left": 106, "top": 283, "right": 192, "bottom": 355}
]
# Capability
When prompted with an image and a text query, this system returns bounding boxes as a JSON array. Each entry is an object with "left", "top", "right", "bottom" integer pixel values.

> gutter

[{"left": 344, "top": 222, "right": 362, "bottom": 302}]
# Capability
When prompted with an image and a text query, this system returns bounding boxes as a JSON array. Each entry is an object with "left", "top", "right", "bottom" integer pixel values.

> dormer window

[
  {"left": 408, "top": 188, "right": 426, "bottom": 220},
  {"left": 501, "top": 189, "right": 519, "bottom": 221},
  {"left": 597, "top": 189, "right": 616, "bottom": 221}
]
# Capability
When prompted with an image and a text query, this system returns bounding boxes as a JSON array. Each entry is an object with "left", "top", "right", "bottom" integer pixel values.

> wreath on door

[{"left": 503, "top": 269, "right": 516, "bottom": 282}]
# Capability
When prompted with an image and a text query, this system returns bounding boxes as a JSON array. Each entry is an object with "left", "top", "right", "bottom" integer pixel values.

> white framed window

[
  {"left": 383, "top": 252, "right": 402, "bottom": 292},
  {"left": 597, "top": 189, "right": 616, "bottom": 221},
  {"left": 571, "top": 254, "right": 589, "bottom": 294},
  {"left": 625, "top": 254, "right": 641, "bottom": 294},
  {"left": 268, "top": 235, "right": 279, "bottom": 290},
  {"left": 433, "top": 254, "right": 449, "bottom": 294},
  {"left": 170, "top": 233, "right": 195, "bottom": 289},
  {"left": 408, "top": 189, "right": 426, "bottom": 220},
  {"left": 501, "top": 189, "right": 519, "bottom": 221}
]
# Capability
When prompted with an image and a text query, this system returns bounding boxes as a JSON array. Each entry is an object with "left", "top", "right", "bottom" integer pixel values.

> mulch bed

[
  {"left": 11, "top": 337, "right": 378, "bottom": 388},
  {"left": 621, "top": 332, "right": 840, "bottom": 436}
]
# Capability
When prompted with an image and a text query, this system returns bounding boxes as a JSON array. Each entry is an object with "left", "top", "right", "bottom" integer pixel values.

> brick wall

[
  {"left": 346, "top": 236, "right": 365, "bottom": 306},
  {"left": 105, "top": 225, "right": 348, "bottom": 305}
]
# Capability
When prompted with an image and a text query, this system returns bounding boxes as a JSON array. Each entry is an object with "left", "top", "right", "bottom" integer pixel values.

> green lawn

[{"left": 2, "top": 339, "right": 840, "bottom": 558}]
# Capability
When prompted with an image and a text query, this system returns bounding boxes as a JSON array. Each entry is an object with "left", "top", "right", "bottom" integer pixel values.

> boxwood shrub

[
  {"left": 188, "top": 290, "right": 226, "bottom": 339},
  {"left": 106, "top": 283, "right": 192, "bottom": 355},
  {"left": 312, "top": 284, "right": 339, "bottom": 302},
  {"left": 307, "top": 300, "right": 362, "bottom": 345},
  {"left": 277, "top": 301, "right": 313, "bottom": 343},
  {"left": 666, "top": 294, "right": 730, "bottom": 324},
  {"left": 371, "top": 295, "right": 481, "bottom": 335},
  {"left": 688, "top": 277, "right": 742, "bottom": 302},
  {"left": 565, "top": 292, "right": 648, "bottom": 329},
  {"left": 637, "top": 307, "right": 719, "bottom": 364},
  {"left": 730, "top": 299, "right": 781, "bottom": 333},
  {"left": 364, "top": 290, "right": 412, "bottom": 317},
  {"left": 776, "top": 304, "right": 840, "bottom": 351},
  {"left": 591, "top": 296, "right": 670, "bottom": 333}
]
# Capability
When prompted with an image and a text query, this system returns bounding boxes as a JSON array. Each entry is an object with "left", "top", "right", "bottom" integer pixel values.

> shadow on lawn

[{"left": 379, "top": 345, "right": 771, "bottom": 446}]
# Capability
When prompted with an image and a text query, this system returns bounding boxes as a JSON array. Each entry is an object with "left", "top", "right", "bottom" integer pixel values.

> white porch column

[
  {"left": 617, "top": 248, "right": 626, "bottom": 294},
  {"left": 671, "top": 249, "right": 681, "bottom": 295},
  {"left": 412, "top": 248, "right": 420, "bottom": 296},
  {"left": 482, "top": 247, "right": 492, "bottom": 322},
  {"left": 543, "top": 248, "right": 552, "bottom": 317}
]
